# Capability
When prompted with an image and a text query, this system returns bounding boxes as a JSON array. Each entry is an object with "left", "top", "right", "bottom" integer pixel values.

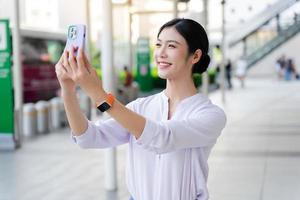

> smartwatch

[{"left": 96, "top": 93, "right": 115, "bottom": 112}]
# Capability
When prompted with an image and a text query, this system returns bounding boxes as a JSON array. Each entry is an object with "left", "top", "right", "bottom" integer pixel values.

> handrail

[
  {"left": 246, "top": 20, "right": 300, "bottom": 68},
  {"left": 228, "top": 0, "right": 299, "bottom": 47}
]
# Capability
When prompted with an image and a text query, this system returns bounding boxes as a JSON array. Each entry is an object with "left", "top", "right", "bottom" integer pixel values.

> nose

[{"left": 156, "top": 45, "right": 167, "bottom": 58}]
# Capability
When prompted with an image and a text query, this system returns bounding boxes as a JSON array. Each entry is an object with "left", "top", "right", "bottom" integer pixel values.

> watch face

[{"left": 97, "top": 102, "right": 111, "bottom": 112}]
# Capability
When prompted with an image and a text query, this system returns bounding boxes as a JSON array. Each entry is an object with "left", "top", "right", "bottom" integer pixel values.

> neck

[{"left": 164, "top": 75, "right": 198, "bottom": 104}]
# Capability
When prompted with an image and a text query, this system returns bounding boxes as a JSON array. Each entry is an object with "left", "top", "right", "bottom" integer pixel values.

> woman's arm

[
  {"left": 55, "top": 49, "right": 139, "bottom": 150},
  {"left": 64, "top": 47, "right": 146, "bottom": 139},
  {"left": 55, "top": 51, "right": 88, "bottom": 135},
  {"left": 135, "top": 107, "right": 226, "bottom": 154},
  {"left": 61, "top": 87, "right": 88, "bottom": 136},
  {"left": 106, "top": 99, "right": 146, "bottom": 138}
]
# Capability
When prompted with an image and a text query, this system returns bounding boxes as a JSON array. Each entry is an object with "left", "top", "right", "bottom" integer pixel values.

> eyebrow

[{"left": 157, "top": 39, "right": 181, "bottom": 45}]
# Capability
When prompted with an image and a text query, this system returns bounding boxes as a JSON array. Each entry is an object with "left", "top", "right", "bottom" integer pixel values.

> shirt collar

[{"left": 160, "top": 90, "right": 205, "bottom": 105}]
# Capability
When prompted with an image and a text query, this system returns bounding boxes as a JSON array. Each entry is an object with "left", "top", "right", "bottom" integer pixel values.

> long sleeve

[
  {"left": 136, "top": 106, "right": 226, "bottom": 154},
  {"left": 71, "top": 102, "right": 136, "bottom": 149},
  {"left": 71, "top": 118, "right": 130, "bottom": 148}
]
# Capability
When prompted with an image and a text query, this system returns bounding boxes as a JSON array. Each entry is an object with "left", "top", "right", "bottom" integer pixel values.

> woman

[
  {"left": 55, "top": 18, "right": 226, "bottom": 200},
  {"left": 235, "top": 56, "right": 247, "bottom": 88}
]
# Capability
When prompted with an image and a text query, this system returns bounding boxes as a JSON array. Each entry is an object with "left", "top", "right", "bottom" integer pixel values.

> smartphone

[{"left": 65, "top": 24, "right": 86, "bottom": 56}]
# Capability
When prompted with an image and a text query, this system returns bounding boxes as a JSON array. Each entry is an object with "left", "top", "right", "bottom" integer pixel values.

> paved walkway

[
  {"left": 0, "top": 129, "right": 130, "bottom": 200},
  {"left": 208, "top": 78, "right": 300, "bottom": 200},
  {"left": 0, "top": 77, "right": 299, "bottom": 200}
]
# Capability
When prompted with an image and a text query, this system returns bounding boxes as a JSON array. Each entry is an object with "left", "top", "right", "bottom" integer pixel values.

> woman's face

[{"left": 154, "top": 27, "right": 193, "bottom": 80}]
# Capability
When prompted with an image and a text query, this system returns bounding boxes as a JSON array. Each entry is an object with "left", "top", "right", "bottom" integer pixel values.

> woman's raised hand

[
  {"left": 61, "top": 46, "right": 104, "bottom": 101},
  {"left": 55, "top": 51, "right": 76, "bottom": 91}
]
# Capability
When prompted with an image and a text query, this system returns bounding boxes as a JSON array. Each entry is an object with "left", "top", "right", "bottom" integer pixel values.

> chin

[
  {"left": 158, "top": 69, "right": 180, "bottom": 80},
  {"left": 157, "top": 71, "right": 168, "bottom": 79}
]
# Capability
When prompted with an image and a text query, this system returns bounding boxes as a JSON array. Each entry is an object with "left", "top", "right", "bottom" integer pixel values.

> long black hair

[{"left": 157, "top": 18, "right": 210, "bottom": 74}]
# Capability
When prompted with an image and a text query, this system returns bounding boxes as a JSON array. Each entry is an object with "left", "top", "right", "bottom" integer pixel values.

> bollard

[
  {"left": 35, "top": 101, "right": 49, "bottom": 134},
  {"left": 50, "top": 97, "right": 62, "bottom": 130},
  {"left": 23, "top": 103, "right": 37, "bottom": 138}
]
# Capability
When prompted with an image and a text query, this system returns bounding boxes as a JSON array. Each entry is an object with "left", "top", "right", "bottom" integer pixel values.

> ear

[{"left": 191, "top": 49, "right": 202, "bottom": 65}]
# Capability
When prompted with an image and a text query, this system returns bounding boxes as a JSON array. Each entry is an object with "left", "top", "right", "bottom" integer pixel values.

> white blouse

[{"left": 72, "top": 91, "right": 226, "bottom": 200}]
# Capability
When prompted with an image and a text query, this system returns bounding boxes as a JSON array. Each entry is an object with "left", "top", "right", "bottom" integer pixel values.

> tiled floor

[
  {"left": 207, "top": 78, "right": 300, "bottom": 200},
  {"left": 1, "top": 77, "right": 299, "bottom": 200},
  {"left": 0, "top": 129, "right": 130, "bottom": 200}
]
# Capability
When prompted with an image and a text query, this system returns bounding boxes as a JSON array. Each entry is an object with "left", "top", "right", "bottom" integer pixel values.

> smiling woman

[{"left": 55, "top": 18, "right": 226, "bottom": 200}]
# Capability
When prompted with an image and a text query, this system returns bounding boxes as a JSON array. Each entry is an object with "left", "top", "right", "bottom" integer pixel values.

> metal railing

[{"left": 228, "top": 0, "right": 299, "bottom": 47}]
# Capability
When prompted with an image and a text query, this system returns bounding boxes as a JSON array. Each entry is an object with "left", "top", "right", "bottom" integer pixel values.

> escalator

[
  {"left": 227, "top": 0, "right": 299, "bottom": 47},
  {"left": 246, "top": 17, "right": 300, "bottom": 68}
]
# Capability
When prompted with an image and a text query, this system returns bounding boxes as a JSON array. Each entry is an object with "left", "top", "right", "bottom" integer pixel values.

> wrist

[
  {"left": 95, "top": 93, "right": 116, "bottom": 112},
  {"left": 91, "top": 89, "right": 107, "bottom": 106},
  {"left": 60, "top": 81, "right": 76, "bottom": 91},
  {"left": 60, "top": 85, "right": 76, "bottom": 95}
]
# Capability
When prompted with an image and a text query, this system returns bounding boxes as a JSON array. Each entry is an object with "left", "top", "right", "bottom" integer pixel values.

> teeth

[{"left": 159, "top": 62, "right": 171, "bottom": 66}]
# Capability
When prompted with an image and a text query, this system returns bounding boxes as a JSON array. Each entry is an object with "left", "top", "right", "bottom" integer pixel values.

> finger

[
  {"left": 55, "top": 62, "right": 67, "bottom": 76},
  {"left": 64, "top": 51, "right": 73, "bottom": 73},
  {"left": 81, "top": 48, "right": 92, "bottom": 71},
  {"left": 63, "top": 50, "right": 69, "bottom": 69},
  {"left": 58, "top": 53, "right": 64, "bottom": 64},
  {"left": 55, "top": 66, "right": 64, "bottom": 78},
  {"left": 69, "top": 46, "right": 78, "bottom": 72},
  {"left": 91, "top": 67, "right": 98, "bottom": 77},
  {"left": 61, "top": 64, "right": 68, "bottom": 73},
  {"left": 77, "top": 48, "right": 90, "bottom": 73},
  {"left": 55, "top": 62, "right": 64, "bottom": 71}
]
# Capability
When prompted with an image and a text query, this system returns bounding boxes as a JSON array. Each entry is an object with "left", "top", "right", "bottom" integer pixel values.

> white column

[
  {"left": 101, "top": 0, "right": 117, "bottom": 191},
  {"left": 173, "top": 0, "right": 178, "bottom": 18},
  {"left": 201, "top": 0, "right": 209, "bottom": 96},
  {"left": 12, "top": 0, "right": 23, "bottom": 142},
  {"left": 129, "top": 11, "right": 133, "bottom": 71},
  {"left": 85, "top": 0, "right": 92, "bottom": 59},
  {"left": 220, "top": 0, "right": 226, "bottom": 103},
  {"left": 85, "top": 0, "right": 95, "bottom": 120},
  {"left": 102, "top": 0, "right": 116, "bottom": 93}
]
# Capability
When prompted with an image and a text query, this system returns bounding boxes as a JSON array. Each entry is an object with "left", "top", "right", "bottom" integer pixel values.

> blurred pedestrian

[
  {"left": 123, "top": 65, "right": 133, "bottom": 87},
  {"left": 212, "top": 45, "right": 222, "bottom": 88},
  {"left": 119, "top": 65, "right": 134, "bottom": 103},
  {"left": 235, "top": 56, "right": 247, "bottom": 88},
  {"left": 225, "top": 59, "right": 233, "bottom": 89},
  {"left": 275, "top": 58, "right": 284, "bottom": 80},
  {"left": 285, "top": 58, "right": 299, "bottom": 81}
]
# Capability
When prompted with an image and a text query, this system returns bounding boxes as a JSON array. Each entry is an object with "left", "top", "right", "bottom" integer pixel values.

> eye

[
  {"left": 168, "top": 44, "right": 176, "bottom": 48},
  {"left": 155, "top": 43, "right": 161, "bottom": 48}
]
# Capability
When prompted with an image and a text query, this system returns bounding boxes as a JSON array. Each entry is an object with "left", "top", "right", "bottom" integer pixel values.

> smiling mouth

[{"left": 158, "top": 62, "right": 172, "bottom": 68}]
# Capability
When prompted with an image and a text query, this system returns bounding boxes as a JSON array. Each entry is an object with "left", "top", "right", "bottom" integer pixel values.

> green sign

[
  {"left": 136, "top": 37, "right": 152, "bottom": 92},
  {"left": 0, "top": 19, "right": 14, "bottom": 149}
]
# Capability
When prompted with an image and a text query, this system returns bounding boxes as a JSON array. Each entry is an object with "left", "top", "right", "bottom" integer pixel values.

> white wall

[
  {"left": 0, "top": 0, "right": 87, "bottom": 31},
  {"left": 57, "top": 0, "right": 87, "bottom": 31},
  {"left": 0, "top": 0, "right": 17, "bottom": 26}
]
